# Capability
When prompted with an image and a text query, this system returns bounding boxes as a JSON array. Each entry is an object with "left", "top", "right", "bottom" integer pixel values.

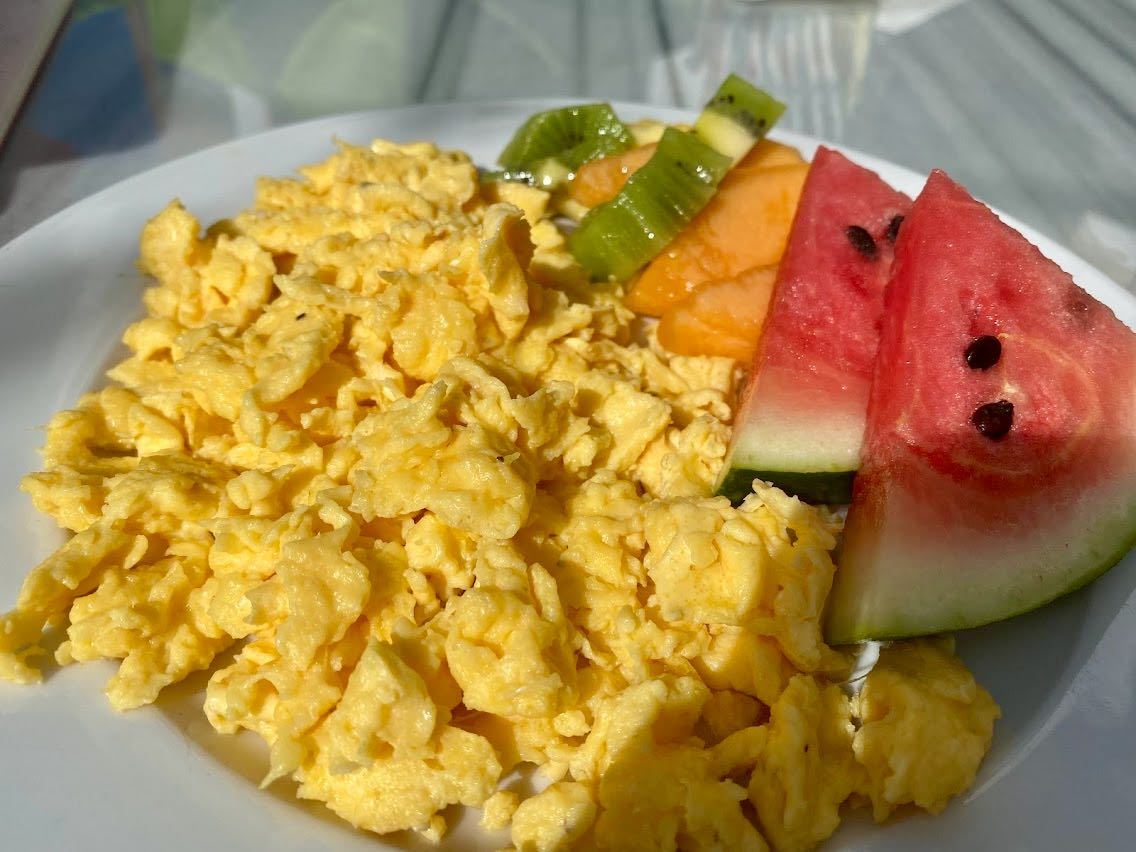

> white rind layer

[
  {"left": 730, "top": 410, "right": 865, "bottom": 474},
  {"left": 825, "top": 477, "right": 1136, "bottom": 643},
  {"left": 693, "top": 111, "right": 755, "bottom": 165}
]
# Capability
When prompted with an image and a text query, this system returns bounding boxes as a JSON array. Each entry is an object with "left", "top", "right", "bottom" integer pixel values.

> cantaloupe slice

[
  {"left": 624, "top": 162, "right": 809, "bottom": 317},
  {"left": 568, "top": 143, "right": 657, "bottom": 208},
  {"left": 737, "top": 139, "right": 805, "bottom": 171},
  {"left": 656, "top": 264, "right": 778, "bottom": 361},
  {"left": 569, "top": 139, "right": 804, "bottom": 211}
]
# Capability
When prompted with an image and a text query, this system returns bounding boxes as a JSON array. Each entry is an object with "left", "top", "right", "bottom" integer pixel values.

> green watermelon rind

[
  {"left": 718, "top": 404, "right": 865, "bottom": 504},
  {"left": 717, "top": 467, "right": 854, "bottom": 505},
  {"left": 824, "top": 500, "right": 1136, "bottom": 644}
]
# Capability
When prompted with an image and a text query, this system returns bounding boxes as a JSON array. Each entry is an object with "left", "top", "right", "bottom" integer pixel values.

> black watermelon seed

[
  {"left": 845, "top": 225, "right": 877, "bottom": 259},
  {"left": 972, "top": 400, "right": 1014, "bottom": 440},
  {"left": 885, "top": 214, "right": 905, "bottom": 244},
  {"left": 733, "top": 111, "right": 760, "bottom": 134},
  {"left": 965, "top": 335, "right": 1001, "bottom": 370}
]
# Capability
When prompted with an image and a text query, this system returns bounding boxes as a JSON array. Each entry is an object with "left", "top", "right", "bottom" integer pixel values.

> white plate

[{"left": 1, "top": 101, "right": 1134, "bottom": 851}]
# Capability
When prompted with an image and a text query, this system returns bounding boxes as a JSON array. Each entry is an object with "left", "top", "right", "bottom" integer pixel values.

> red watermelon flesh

[
  {"left": 717, "top": 147, "right": 911, "bottom": 504},
  {"left": 825, "top": 170, "right": 1136, "bottom": 643}
]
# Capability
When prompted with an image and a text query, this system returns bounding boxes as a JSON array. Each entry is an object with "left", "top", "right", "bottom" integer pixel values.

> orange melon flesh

[
  {"left": 568, "top": 143, "right": 657, "bottom": 208},
  {"left": 737, "top": 139, "right": 806, "bottom": 170},
  {"left": 569, "top": 139, "right": 804, "bottom": 211},
  {"left": 624, "top": 162, "right": 809, "bottom": 317},
  {"left": 657, "top": 264, "right": 778, "bottom": 362}
]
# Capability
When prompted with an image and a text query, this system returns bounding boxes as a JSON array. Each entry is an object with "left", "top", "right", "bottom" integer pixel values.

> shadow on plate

[
  {"left": 151, "top": 659, "right": 500, "bottom": 850},
  {"left": 954, "top": 550, "right": 1136, "bottom": 792}
]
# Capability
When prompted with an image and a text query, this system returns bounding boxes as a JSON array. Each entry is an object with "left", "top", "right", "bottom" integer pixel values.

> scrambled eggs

[{"left": 0, "top": 138, "right": 1000, "bottom": 850}]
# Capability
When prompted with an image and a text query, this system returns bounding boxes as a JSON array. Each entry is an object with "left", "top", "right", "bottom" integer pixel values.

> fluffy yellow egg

[{"left": 0, "top": 137, "right": 999, "bottom": 850}]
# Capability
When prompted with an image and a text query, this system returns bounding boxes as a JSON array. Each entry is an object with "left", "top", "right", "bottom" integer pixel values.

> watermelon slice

[
  {"left": 716, "top": 147, "right": 911, "bottom": 504},
  {"left": 825, "top": 171, "right": 1136, "bottom": 643}
]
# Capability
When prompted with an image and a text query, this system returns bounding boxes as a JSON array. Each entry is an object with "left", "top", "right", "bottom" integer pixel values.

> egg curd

[{"left": 0, "top": 138, "right": 999, "bottom": 850}]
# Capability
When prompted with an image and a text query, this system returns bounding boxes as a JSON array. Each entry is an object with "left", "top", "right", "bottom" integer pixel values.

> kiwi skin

[
  {"left": 702, "top": 74, "right": 786, "bottom": 137},
  {"left": 498, "top": 103, "right": 632, "bottom": 174}
]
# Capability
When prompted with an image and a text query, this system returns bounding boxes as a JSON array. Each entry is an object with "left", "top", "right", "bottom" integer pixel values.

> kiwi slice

[
  {"left": 479, "top": 159, "right": 570, "bottom": 189},
  {"left": 567, "top": 75, "right": 785, "bottom": 281},
  {"left": 694, "top": 74, "right": 786, "bottom": 164},
  {"left": 567, "top": 127, "right": 731, "bottom": 281},
  {"left": 497, "top": 103, "right": 632, "bottom": 187}
]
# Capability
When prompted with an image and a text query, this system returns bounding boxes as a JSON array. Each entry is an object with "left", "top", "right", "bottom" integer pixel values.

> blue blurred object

[
  {"left": 0, "top": 0, "right": 69, "bottom": 148},
  {"left": 24, "top": 6, "right": 157, "bottom": 154}
]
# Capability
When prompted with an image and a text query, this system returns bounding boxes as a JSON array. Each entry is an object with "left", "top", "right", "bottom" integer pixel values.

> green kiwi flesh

[
  {"left": 694, "top": 74, "right": 786, "bottom": 164},
  {"left": 497, "top": 103, "right": 632, "bottom": 186},
  {"left": 567, "top": 127, "right": 731, "bottom": 281}
]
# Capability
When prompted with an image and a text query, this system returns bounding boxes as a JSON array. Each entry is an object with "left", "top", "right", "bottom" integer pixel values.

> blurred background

[{"left": 1, "top": 0, "right": 1133, "bottom": 289}]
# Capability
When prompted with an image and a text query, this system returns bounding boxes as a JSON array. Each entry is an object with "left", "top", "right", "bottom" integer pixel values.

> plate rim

[{"left": 3, "top": 97, "right": 1133, "bottom": 323}]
